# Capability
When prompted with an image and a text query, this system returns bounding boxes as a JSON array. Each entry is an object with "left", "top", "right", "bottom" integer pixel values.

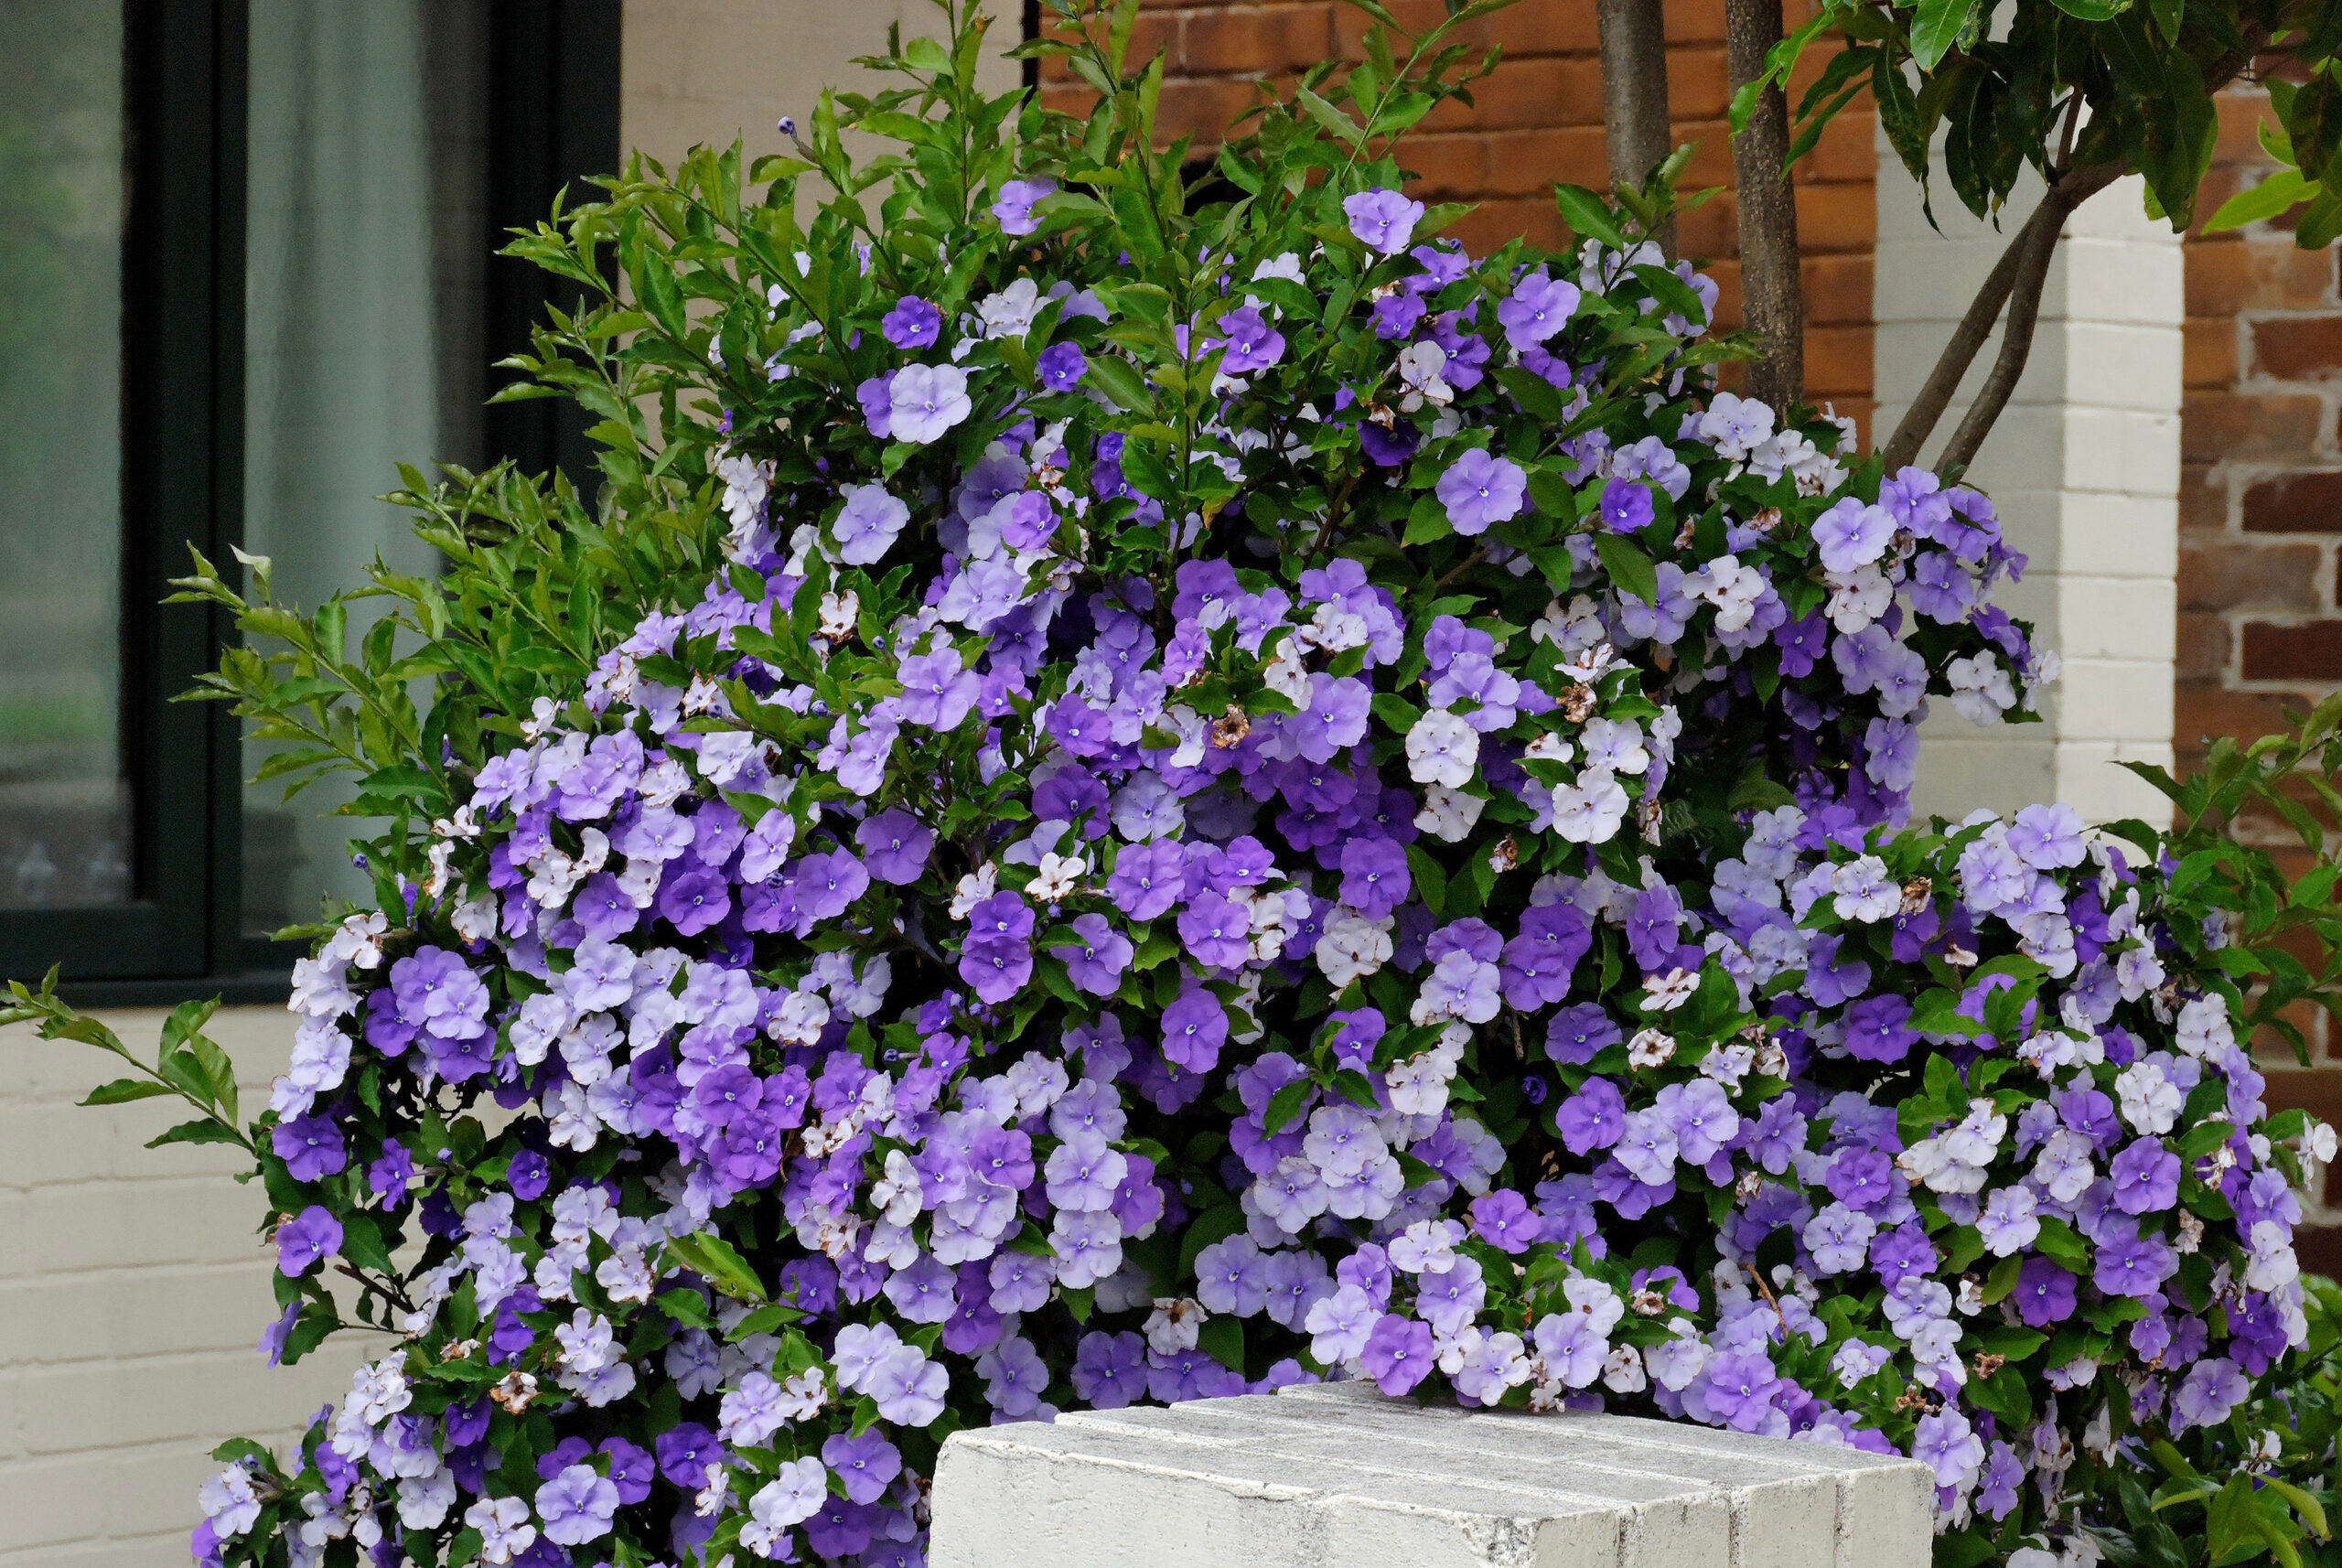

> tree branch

[
  {"left": 1880, "top": 27, "right": 2271, "bottom": 473},
  {"left": 1931, "top": 205, "right": 2064, "bottom": 478},
  {"left": 1597, "top": 0, "right": 1677, "bottom": 259},
  {"left": 1726, "top": 0, "right": 1803, "bottom": 409},
  {"left": 1877, "top": 160, "right": 2124, "bottom": 473}
]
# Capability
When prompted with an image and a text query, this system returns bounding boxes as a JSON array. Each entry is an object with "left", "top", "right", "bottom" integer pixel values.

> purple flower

[
  {"left": 1842, "top": 994, "right": 1917, "bottom": 1063},
  {"left": 1209, "top": 306, "right": 1285, "bottom": 374},
  {"left": 1337, "top": 836, "right": 1410, "bottom": 919},
  {"left": 795, "top": 847, "right": 872, "bottom": 920},
  {"left": 1495, "top": 272, "right": 1579, "bottom": 349},
  {"left": 855, "top": 809, "right": 934, "bottom": 884},
  {"left": 507, "top": 1148, "right": 551, "bottom": 1201},
  {"left": 257, "top": 1298, "right": 302, "bottom": 1365},
  {"left": 1037, "top": 340, "right": 1089, "bottom": 392},
  {"left": 1469, "top": 1189, "right": 1541, "bottom": 1253},
  {"left": 2170, "top": 1356, "right": 2249, "bottom": 1431},
  {"left": 1050, "top": 912, "right": 1133, "bottom": 996},
  {"left": 535, "top": 1465, "right": 619, "bottom": 1546},
  {"left": 272, "top": 1113, "right": 346, "bottom": 1182},
  {"left": 1434, "top": 448, "right": 1526, "bottom": 535},
  {"left": 1359, "top": 1313, "right": 1435, "bottom": 1393},
  {"left": 1071, "top": 1330, "right": 1150, "bottom": 1409},
  {"left": 275, "top": 1205, "right": 342, "bottom": 1276},
  {"left": 1545, "top": 1004, "right": 1621, "bottom": 1064},
  {"left": 822, "top": 1431, "right": 904, "bottom": 1505},
  {"left": 993, "top": 177, "right": 1058, "bottom": 236},
  {"left": 1293, "top": 672, "right": 1371, "bottom": 763},
  {"left": 882, "top": 295, "right": 942, "bottom": 349},
  {"left": 1599, "top": 478, "right": 1654, "bottom": 534},
  {"left": 655, "top": 1423, "right": 726, "bottom": 1488},
  {"left": 1811, "top": 498, "right": 1894, "bottom": 573},
  {"left": 1701, "top": 1350, "right": 1782, "bottom": 1430},
  {"left": 1555, "top": 1077, "right": 1625, "bottom": 1155},
  {"left": 659, "top": 866, "right": 732, "bottom": 935},
  {"left": 858, "top": 372, "right": 895, "bottom": 438},
  {"left": 2008, "top": 802, "right": 2087, "bottom": 870},
  {"left": 1910, "top": 1408, "right": 1983, "bottom": 1489},
  {"left": 2013, "top": 1257, "right": 2077, "bottom": 1326},
  {"left": 2095, "top": 1231, "right": 2178, "bottom": 1297},
  {"left": 960, "top": 891, "right": 1037, "bottom": 1004},
  {"left": 1343, "top": 188, "right": 1425, "bottom": 254},
  {"left": 1108, "top": 841, "right": 1187, "bottom": 920},
  {"left": 1161, "top": 989, "right": 1229, "bottom": 1073},
  {"left": 1177, "top": 891, "right": 1254, "bottom": 970},
  {"left": 2109, "top": 1137, "right": 2181, "bottom": 1214}
]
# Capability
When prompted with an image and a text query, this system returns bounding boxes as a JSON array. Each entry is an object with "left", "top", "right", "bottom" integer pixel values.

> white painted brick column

[
  {"left": 930, "top": 1381, "right": 1934, "bottom": 1568},
  {"left": 1875, "top": 133, "right": 2184, "bottom": 826}
]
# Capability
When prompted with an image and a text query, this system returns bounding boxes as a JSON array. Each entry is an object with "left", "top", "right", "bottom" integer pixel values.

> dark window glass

[{"left": 0, "top": 2, "right": 132, "bottom": 909}]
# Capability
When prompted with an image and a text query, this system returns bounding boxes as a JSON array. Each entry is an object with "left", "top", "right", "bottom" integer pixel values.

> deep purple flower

[
  {"left": 1496, "top": 272, "right": 1579, "bottom": 349},
  {"left": 1599, "top": 478, "right": 1654, "bottom": 534},
  {"left": 507, "top": 1148, "right": 551, "bottom": 1201},
  {"left": 272, "top": 1113, "right": 346, "bottom": 1182},
  {"left": 1161, "top": 989, "right": 1229, "bottom": 1073},
  {"left": 2110, "top": 1138, "right": 2182, "bottom": 1214},
  {"left": 882, "top": 295, "right": 942, "bottom": 349},
  {"left": 1555, "top": 1077, "right": 1626, "bottom": 1155},
  {"left": 1842, "top": 994, "right": 1917, "bottom": 1063},
  {"left": 1358, "top": 1313, "right": 1435, "bottom": 1393},
  {"left": 1107, "top": 841, "right": 1187, "bottom": 920},
  {"left": 993, "top": 177, "right": 1058, "bottom": 236},
  {"left": 2013, "top": 1257, "right": 2077, "bottom": 1326},
  {"left": 1177, "top": 892, "right": 1253, "bottom": 970},
  {"left": 275, "top": 1206, "right": 341, "bottom": 1277},
  {"left": 856, "top": 809, "right": 935, "bottom": 885},
  {"left": 659, "top": 866, "right": 732, "bottom": 935},
  {"left": 1338, "top": 836, "right": 1410, "bottom": 919},
  {"left": 654, "top": 1423, "right": 727, "bottom": 1489},
  {"left": 1037, "top": 340, "right": 1089, "bottom": 391},
  {"left": 822, "top": 1431, "right": 904, "bottom": 1505}
]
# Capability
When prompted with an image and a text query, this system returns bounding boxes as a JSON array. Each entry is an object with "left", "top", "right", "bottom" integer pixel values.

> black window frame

[{"left": 3, "top": 0, "right": 619, "bottom": 1006}]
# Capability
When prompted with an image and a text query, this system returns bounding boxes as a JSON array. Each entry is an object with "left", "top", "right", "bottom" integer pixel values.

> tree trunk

[
  {"left": 1596, "top": 0, "right": 1676, "bottom": 258},
  {"left": 1725, "top": 0, "right": 1803, "bottom": 410}
]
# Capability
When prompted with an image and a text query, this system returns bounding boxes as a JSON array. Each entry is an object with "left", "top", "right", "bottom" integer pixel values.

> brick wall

[
  {"left": 0, "top": 1008, "right": 356, "bottom": 1568},
  {"left": 1037, "top": 0, "right": 1881, "bottom": 439},
  {"left": 2178, "top": 73, "right": 2342, "bottom": 1261}
]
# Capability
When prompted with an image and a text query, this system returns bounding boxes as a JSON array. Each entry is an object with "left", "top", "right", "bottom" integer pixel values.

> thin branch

[
  {"left": 1725, "top": 0, "right": 1803, "bottom": 409},
  {"left": 1880, "top": 24, "right": 2274, "bottom": 472},
  {"left": 1931, "top": 207, "right": 2063, "bottom": 478},
  {"left": 1596, "top": 0, "right": 1677, "bottom": 259},
  {"left": 1876, "top": 161, "right": 2123, "bottom": 472}
]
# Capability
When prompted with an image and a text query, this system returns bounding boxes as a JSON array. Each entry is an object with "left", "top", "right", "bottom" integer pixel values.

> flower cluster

[{"left": 25, "top": 10, "right": 2321, "bottom": 1568}]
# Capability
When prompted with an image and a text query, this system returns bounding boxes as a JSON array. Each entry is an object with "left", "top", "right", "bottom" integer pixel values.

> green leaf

[
  {"left": 79, "top": 1078, "right": 177, "bottom": 1106},
  {"left": 665, "top": 1231, "right": 770, "bottom": 1303},
  {"left": 1595, "top": 533, "right": 1660, "bottom": 607},
  {"left": 1909, "top": 0, "right": 1973, "bottom": 70},
  {"left": 2205, "top": 168, "right": 2314, "bottom": 232},
  {"left": 1085, "top": 354, "right": 1153, "bottom": 413},
  {"left": 145, "top": 1119, "right": 243, "bottom": 1151},
  {"left": 1262, "top": 1078, "right": 1315, "bottom": 1134},
  {"left": 1196, "top": 1313, "right": 1244, "bottom": 1373},
  {"left": 338, "top": 1212, "right": 395, "bottom": 1274},
  {"left": 2046, "top": 0, "right": 2131, "bottom": 18},
  {"left": 1551, "top": 183, "right": 1629, "bottom": 251}
]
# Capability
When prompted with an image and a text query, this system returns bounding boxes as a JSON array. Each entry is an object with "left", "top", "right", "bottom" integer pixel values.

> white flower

[
  {"left": 1831, "top": 855, "right": 1900, "bottom": 922},
  {"left": 1641, "top": 967, "right": 1698, "bottom": 1011},
  {"left": 1415, "top": 784, "right": 1487, "bottom": 842},
  {"left": 199, "top": 1467, "right": 263, "bottom": 1536},
  {"left": 1315, "top": 915, "right": 1393, "bottom": 986},
  {"left": 950, "top": 863, "right": 999, "bottom": 918},
  {"left": 1947, "top": 652, "right": 2015, "bottom": 725},
  {"left": 1580, "top": 718, "right": 1649, "bottom": 776},
  {"left": 1406, "top": 709, "right": 1479, "bottom": 788},
  {"left": 1030, "top": 851, "right": 1086, "bottom": 902},
  {"left": 1627, "top": 1028, "right": 1677, "bottom": 1068},
  {"left": 1552, "top": 768, "right": 1629, "bottom": 843},
  {"left": 888, "top": 363, "right": 972, "bottom": 445}
]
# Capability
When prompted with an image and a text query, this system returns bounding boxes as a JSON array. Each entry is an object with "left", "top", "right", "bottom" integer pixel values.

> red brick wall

[
  {"left": 1037, "top": 0, "right": 1879, "bottom": 439},
  {"left": 2178, "top": 72, "right": 2342, "bottom": 1247}
]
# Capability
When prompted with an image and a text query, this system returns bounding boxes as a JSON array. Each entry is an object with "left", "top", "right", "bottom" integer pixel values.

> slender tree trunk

[
  {"left": 1725, "top": 0, "right": 1803, "bottom": 410},
  {"left": 1882, "top": 32, "right": 2263, "bottom": 469},
  {"left": 1876, "top": 160, "right": 2125, "bottom": 472},
  {"left": 1596, "top": 0, "right": 1676, "bottom": 259}
]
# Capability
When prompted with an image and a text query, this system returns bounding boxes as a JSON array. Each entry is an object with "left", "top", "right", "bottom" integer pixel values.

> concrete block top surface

[{"left": 930, "top": 1382, "right": 1936, "bottom": 1568}]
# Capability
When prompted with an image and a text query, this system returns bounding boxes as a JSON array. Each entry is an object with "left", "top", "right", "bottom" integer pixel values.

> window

[{"left": 0, "top": 0, "right": 618, "bottom": 1002}]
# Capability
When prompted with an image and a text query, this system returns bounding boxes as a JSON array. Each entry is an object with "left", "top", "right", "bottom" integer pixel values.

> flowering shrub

[{"left": 10, "top": 5, "right": 2337, "bottom": 1568}]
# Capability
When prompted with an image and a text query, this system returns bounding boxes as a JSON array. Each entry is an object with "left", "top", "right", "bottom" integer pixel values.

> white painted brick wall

[
  {"left": 1877, "top": 131, "right": 2184, "bottom": 827},
  {"left": 0, "top": 1005, "right": 359, "bottom": 1568},
  {"left": 932, "top": 1381, "right": 1934, "bottom": 1568}
]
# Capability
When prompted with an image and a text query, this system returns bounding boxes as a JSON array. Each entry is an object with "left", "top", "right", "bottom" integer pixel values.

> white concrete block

[{"left": 930, "top": 1389, "right": 1933, "bottom": 1568}]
